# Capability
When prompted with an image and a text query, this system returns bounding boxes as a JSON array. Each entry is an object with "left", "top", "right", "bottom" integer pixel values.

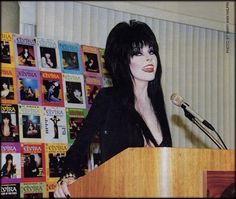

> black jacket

[{"left": 62, "top": 87, "right": 172, "bottom": 178}]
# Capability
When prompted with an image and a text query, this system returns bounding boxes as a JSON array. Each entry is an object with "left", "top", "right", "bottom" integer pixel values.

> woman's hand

[{"left": 54, "top": 175, "right": 76, "bottom": 198}]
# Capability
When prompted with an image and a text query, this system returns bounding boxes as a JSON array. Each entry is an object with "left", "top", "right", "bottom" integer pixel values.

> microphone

[
  {"left": 170, "top": 93, "right": 215, "bottom": 131},
  {"left": 170, "top": 93, "right": 228, "bottom": 149}
]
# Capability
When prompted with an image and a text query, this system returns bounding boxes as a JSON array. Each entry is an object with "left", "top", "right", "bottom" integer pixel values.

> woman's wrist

[
  {"left": 64, "top": 172, "right": 76, "bottom": 179},
  {"left": 57, "top": 172, "right": 77, "bottom": 184}
]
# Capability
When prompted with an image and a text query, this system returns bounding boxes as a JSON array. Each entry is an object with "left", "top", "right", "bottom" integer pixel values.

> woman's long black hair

[{"left": 104, "top": 20, "right": 172, "bottom": 146}]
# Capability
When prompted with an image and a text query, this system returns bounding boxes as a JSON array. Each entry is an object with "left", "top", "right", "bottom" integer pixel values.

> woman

[
  {"left": 0, "top": 154, "right": 16, "bottom": 178},
  {"left": 88, "top": 85, "right": 99, "bottom": 104},
  {"left": 42, "top": 52, "right": 54, "bottom": 68},
  {"left": 47, "top": 81, "right": 60, "bottom": 102},
  {"left": 25, "top": 120, "right": 38, "bottom": 137},
  {"left": 1, "top": 80, "right": 13, "bottom": 99},
  {"left": 18, "top": 47, "right": 34, "bottom": 66},
  {"left": 26, "top": 86, "right": 36, "bottom": 100},
  {"left": 54, "top": 20, "right": 172, "bottom": 198},
  {"left": 24, "top": 154, "right": 39, "bottom": 177},
  {"left": 50, "top": 115, "right": 60, "bottom": 139},
  {"left": 1, "top": 113, "right": 14, "bottom": 138}
]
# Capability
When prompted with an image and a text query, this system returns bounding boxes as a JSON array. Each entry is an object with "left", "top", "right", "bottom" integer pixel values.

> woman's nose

[{"left": 145, "top": 54, "right": 152, "bottom": 61}]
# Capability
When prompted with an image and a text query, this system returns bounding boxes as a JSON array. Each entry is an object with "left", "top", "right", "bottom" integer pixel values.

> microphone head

[{"left": 170, "top": 93, "right": 184, "bottom": 107}]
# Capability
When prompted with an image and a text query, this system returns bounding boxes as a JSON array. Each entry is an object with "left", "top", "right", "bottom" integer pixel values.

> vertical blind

[{"left": 36, "top": 1, "right": 235, "bottom": 149}]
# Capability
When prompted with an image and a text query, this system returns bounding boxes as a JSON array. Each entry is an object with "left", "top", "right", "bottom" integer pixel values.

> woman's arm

[{"left": 54, "top": 88, "right": 110, "bottom": 198}]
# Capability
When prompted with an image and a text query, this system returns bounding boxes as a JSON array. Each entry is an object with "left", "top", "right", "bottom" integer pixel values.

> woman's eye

[
  {"left": 135, "top": 52, "right": 142, "bottom": 56},
  {"left": 149, "top": 47, "right": 155, "bottom": 55},
  {"left": 149, "top": 50, "right": 154, "bottom": 55},
  {"left": 132, "top": 49, "right": 142, "bottom": 56}
]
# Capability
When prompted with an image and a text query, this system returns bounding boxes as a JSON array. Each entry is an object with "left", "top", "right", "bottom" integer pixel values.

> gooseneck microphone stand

[{"left": 183, "top": 109, "right": 227, "bottom": 150}]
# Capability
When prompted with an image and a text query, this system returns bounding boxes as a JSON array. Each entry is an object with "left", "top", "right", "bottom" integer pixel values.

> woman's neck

[
  {"left": 133, "top": 80, "right": 149, "bottom": 102},
  {"left": 133, "top": 81, "right": 151, "bottom": 113}
]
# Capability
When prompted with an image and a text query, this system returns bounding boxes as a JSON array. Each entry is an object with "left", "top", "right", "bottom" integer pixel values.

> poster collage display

[{"left": 0, "top": 32, "right": 113, "bottom": 198}]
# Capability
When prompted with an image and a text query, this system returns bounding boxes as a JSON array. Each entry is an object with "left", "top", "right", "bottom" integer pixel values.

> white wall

[
  {"left": 81, "top": 1, "right": 235, "bottom": 33},
  {"left": 19, "top": 1, "right": 235, "bottom": 36},
  {"left": 1, "top": 1, "right": 19, "bottom": 33}
]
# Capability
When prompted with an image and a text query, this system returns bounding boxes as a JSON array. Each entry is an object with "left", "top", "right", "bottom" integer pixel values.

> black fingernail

[{"left": 66, "top": 194, "right": 71, "bottom": 199}]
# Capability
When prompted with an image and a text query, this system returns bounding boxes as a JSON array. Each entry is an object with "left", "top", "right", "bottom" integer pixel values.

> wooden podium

[{"left": 68, "top": 147, "right": 235, "bottom": 197}]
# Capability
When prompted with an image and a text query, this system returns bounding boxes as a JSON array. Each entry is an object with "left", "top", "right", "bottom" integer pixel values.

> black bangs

[{"left": 127, "top": 22, "right": 159, "bottom": 57}]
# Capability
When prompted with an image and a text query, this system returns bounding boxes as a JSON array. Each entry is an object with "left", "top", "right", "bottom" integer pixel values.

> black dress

[
  {"left": 61, "top": 87, "right": 172, "bottom": 178},
  {"left": 0, "top": 164, "right": 15, "bottom": 178}
]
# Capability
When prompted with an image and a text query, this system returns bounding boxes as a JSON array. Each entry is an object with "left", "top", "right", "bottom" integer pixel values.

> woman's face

[
  {"left": 45, "top": 53, "right": 51, "bottom": 58},
  {"left": 129, "top": 45, "right": 157, "bottom": 82},
  {"left": 54, "top": 82, "right": 59, "bottom": 87},
  {"left": 3, "top": 117, "right": 10, "bottom": 124},
  {"left": 74, "top": 89, "right": 81, "bottom": 98},
  {"left": 2, "top": 82, "right": 8, "bottom": 89}
]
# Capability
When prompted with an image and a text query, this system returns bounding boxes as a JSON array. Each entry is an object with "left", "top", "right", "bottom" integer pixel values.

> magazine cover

[
  {"left": 16, "top": 68, "right": 41, "bottom": 105},
  {"left": 20, "top": 182, "right": 46, "bottom": 198},
  {"left": 46, "top": 181, "right": 57, "bottom": 198},
  {"left": 43, "top": 106, "right": 67, "bottom": 143},
  {"left": 98, "top": 48, "right": 113, "bottom": 87},
  {"left": 19, "top": 105, "right": 44, "bottom": 143},
  {"left": 58, "top": 40, "right": 83, "bottom": 74},
  {"left": 0, "top": 183, "right": 20, "bottom": 198},
  {"left": 63, "top": 73, "right": 86, "bottom": 109},
  {"left": 40, "top": 71, "right": 64, "bottom": 107},
  {"left": 81, "top": 45, "right": 102, "bottom": 77},
  {"left": 0, "top": 32, "right": 15, "bottom": 68},
  {"left": 0, "top": 142, "right": 21, "bottom": 184},
  {"left": 0, "top": 67, "right": 17, "bottom": 104},
  {"left": 20, "top": 143, "right": 46, "bottom": 182},
  {"left": 0, "top": 104, "right": 19, "bottom": 142},
  {"left": 66, "top": 108, "right": 87, "bottom": 144},
  {"left": 36, "top": 37, "right": 61, "bottom": 72},
  {"left": 84, "top": 75, "right": 103, "bottom": 110},
  {"left": 45, "top": 143, "right": 68, "bottom": 182},
  {"left": 13, "top": 33, "right": 38, "bottom": 70}
]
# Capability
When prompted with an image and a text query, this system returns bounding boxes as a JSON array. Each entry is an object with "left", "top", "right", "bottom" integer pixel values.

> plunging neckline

[{"left": 133, "top": 108, "right": 163, "bottom": 147}]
